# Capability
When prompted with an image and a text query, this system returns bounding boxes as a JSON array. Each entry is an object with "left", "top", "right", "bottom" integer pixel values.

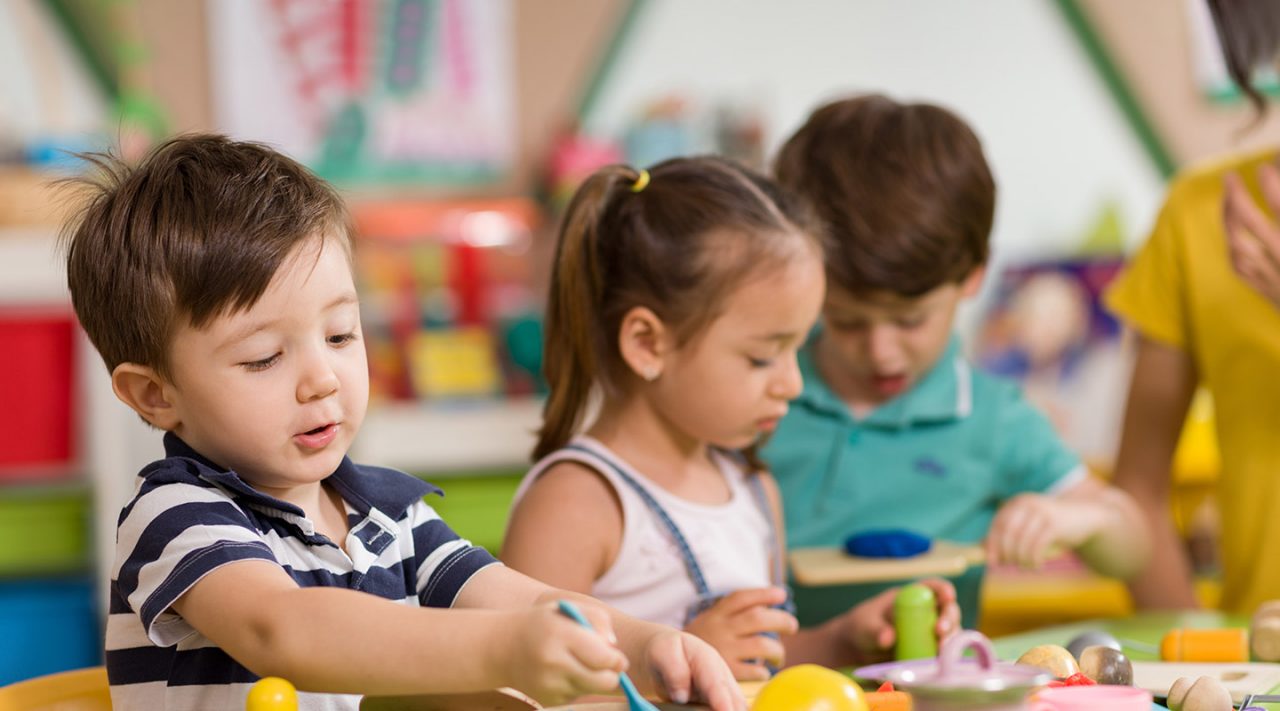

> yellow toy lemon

[
  {"left": 246, "top": 676, "right": 298, "bottom": 711},
  {"left": 751, "top": 664, "right": 869, "bottom": 711}
]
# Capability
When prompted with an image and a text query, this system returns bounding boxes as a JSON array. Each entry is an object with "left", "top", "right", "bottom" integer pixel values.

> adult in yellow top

[
  {"left": 1106, "top": 0, "right": 1280, "bottom": 613},
  {"left": 1106, "top": 148, "right": 1280, "bottom": 613}
]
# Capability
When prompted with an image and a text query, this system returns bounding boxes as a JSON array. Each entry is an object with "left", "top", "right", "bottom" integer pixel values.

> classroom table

[
  {"left": 360, "top": 611, "right": 1278, "bottom": 710},
  {"left": 990, "top": 610, "right": 1278, "bottom": 710}
]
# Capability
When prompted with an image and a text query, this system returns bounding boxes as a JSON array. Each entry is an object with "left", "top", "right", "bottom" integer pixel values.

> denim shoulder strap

[{"left": 565, "top": 443, "right": 712, "bottom": 597}]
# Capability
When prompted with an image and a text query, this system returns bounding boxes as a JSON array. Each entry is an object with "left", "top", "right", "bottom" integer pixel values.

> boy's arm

[
  {"left": 987, "top": 470, "right": 1152, "bottom": 579},
  {"left": 457, "top": 563, "right": 744, "bottom": 709},
  {"left": 1043, "top": 475, "right": 1151, "bottom": 579},
  {"left": 1110, "top": 335, "right": 1200, "bottom": 607},
  {"left": 172, "top": 559, "right": 626, "bottom": 700},
  {"left": 985, "top": 375, "right": 1150, "bottom": 579}
]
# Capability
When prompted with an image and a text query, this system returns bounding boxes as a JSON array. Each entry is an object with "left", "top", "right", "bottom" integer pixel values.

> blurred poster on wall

[
  {"left": 208, "top": 0, "right": 514, "bottom": 186},
  {"left": 975, "top": 259, "right": 1132, "bottom": 468}
]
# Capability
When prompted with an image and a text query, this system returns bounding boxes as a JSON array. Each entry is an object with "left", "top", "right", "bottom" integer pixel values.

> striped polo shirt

[{"left": 106, "top": 433, "right": 499, "bottom": 711}]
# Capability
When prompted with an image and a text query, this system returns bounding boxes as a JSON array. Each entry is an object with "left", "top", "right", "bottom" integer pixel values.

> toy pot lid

[{"left": 855, "top": 631, "right": 1050, "bottom": 703}]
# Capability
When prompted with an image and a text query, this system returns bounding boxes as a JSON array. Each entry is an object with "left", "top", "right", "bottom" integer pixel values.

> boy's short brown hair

[
  {"left": 62, "top": 134, "right": 352, "bottom": 378},
  {"left": 775, "top": 94, "right": 995, "bottom": 298}
]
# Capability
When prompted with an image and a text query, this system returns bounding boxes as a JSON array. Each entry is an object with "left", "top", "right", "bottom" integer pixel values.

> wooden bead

[
  {"left": 1016, "top": 644, "right": 1080, "bottom": 679},
  {"left": 1078, "top": 645, "right": 1133, "bottom": 685},
  {"left": 1251, "top": 616, "right": 1280, "bottom": 662},
  {"left": 1169, "top": 676, "right": 1233, "bottom": 711},
  {"left": 1167, "top": 676, "right": 1194, "bottom": 711}
]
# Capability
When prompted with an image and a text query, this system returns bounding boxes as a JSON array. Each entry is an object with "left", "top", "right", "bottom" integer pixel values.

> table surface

[
  {"left": 362, "top": 611, "right": 1275, "bottom": 710},
  {"left": 990, "top": 610, "right": 1276, "bottom": 709}
]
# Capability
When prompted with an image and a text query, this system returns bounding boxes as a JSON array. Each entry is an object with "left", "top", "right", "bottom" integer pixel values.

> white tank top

[{"left": 513, "top": 435, "right": 777, "bottom": 630}]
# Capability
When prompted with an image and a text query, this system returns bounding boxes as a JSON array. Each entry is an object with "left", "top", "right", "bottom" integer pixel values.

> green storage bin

[
  {"left": 0, "top": 486, "right": 91, "bottom": 576},
  {"left": 423, "top": 472, "right": 522, "bottom": 554}
]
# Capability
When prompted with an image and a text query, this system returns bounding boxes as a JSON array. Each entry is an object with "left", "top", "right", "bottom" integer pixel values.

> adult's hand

[{"left": 1224, "top": 165, "right": 1280, "bottom": 308}]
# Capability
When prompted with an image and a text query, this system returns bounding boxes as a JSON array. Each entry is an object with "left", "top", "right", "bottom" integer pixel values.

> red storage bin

[{"left": 0, "top": 307, "right": 76, "bottom": 478}]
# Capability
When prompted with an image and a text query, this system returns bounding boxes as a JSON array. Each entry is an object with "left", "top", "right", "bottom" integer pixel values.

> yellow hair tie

[{"left": 630, "top": 169, "right": 650, "bottom": 193}]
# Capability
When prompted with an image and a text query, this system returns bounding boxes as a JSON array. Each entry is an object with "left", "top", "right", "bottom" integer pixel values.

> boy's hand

[
  {"left": 501, "top": 601, "right": 628, "bottom": 705},
  {"left": 643, "top": 629, "right": 748, "bottom": 711},
  {"left": 1224, "top": 167, "right": 1280, "bottom": 310},
  {"left": 986, "top": 493, "right": 1085, "bottom": 569},
  {"left": 682, "top": 587, "right": 797, "bottom": 681},
  {"left": 834, "top": 578, "right": 959, "bottom": 665}
]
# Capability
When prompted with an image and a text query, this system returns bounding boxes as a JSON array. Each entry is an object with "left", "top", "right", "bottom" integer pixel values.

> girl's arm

[
  {"left": 1110, "top": 335, "right": 1200, "bottom": 607},
  {"left": 500, "top": 461, "right": 625, "bottom": 593},
  {"left": 458, "top": 565, "right": 742, "bottom": 709},
  {"left": 761, "top": 471, "right": 959, "bottom": 668},
  {"left": 755, "top": 472, "right": 862, "bottom": 668}
]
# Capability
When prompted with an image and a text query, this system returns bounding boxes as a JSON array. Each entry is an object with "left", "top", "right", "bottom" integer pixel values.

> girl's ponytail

[{"left": 534, "top": 165, "right": 636, "bottom": 460}]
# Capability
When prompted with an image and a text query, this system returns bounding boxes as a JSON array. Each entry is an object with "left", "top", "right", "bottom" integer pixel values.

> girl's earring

[{"left": 641, "top": 365, "right": 661, "bottom": 382}]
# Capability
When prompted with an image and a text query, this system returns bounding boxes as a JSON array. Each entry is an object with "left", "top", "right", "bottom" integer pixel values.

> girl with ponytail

[{"left": 502, "top": 156, "right": 959, "bottom": 680}]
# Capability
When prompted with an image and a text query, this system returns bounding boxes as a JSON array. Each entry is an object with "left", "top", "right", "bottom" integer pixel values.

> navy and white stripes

[{"left": 106, "top": 433, "right": 498, "bottom": 711}]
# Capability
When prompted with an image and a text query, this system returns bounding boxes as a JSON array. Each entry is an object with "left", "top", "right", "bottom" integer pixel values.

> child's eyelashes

[
  {"left": 238, "top": 333, "right": 357, "bottom": 371},
  {"left": 240, "top": 353, "right": 281, "bottom": 371},
  {"left": 747, "top": 356, "right": 775, "bottom": 368}
]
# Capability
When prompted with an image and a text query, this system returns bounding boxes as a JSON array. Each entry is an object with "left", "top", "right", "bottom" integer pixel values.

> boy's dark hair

[
  {"left": 536, "top": 155, "right": 822, "bottom": 466},
  {"left": 62, "top": 133, "right": 352, "bottom": 379},
  {"left": 775, "top": 94, "right": 995, "bottom": 298}
]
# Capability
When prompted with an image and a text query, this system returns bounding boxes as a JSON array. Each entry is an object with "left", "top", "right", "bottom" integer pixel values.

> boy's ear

[
  {"left": 961, "top": 264, "right": 988, "bottom": 298},
  {"left": 617, "top": 306, "right": 670, "bottom": 382},
  {"left": 111, "top": 363, "right": 181, "bottom": 430}
]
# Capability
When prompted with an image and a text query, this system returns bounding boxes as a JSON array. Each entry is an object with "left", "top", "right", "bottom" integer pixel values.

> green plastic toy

[{"left": 894, "top": 582, "right": 939, "bottom": 660}]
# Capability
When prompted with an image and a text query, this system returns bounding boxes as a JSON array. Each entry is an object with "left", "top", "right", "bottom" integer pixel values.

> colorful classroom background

[{"left": 5, "top": 1, "right": 1280, "bottom": 709}]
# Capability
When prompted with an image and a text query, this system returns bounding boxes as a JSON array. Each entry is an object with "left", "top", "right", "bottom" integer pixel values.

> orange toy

[
  {"left": 866, "top": 690, "right": 913, "bottom": 710},
  {"left": 1159, "top": 628, "right": 1249, "bottom": 662}
]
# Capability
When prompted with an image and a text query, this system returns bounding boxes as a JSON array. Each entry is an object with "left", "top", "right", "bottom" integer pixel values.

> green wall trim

[
  {"left": 42, "top": 0, "right": 120, "bottom": 101},
  {"left": 576, "top": 0, "right": 649, "bottom": 120},
  {"left": 1052, "top": 0, "right": 1177, "bottom": 179}
]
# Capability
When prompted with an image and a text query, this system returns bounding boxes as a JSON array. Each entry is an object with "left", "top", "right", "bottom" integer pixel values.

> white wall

[
  {"left": 583, "top": 0, "right": 1166, "bottom": 267},
  {"left": 0, "top": 1, "right": 107, "bottom": 144}
]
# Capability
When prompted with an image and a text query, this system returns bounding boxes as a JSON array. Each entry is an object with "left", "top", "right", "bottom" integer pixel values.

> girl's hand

[
  {"left": 1224, "top": 167, "right": 1280, "bottom": 309},
  {"left": 500, "top": 601, "right": 628, "bottom": 705},
  {"left": 835, "top": 578, "right": 959, "bottom": 664},
  {"left": 682, "top": 587, "right": 798, "bottom": 681},
  {"left": 643, "top": 629, "right": 748, "bottom": 711},
  {"left": 986, "top": 493, "right": 1084, "bottom": 569}
]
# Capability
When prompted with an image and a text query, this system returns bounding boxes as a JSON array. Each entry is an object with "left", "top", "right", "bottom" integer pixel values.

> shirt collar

[
  {"left": 794, "top": 335, "right": 973, "bottom": 429},
  {"left": 161, "top": 432, "right": 440, "bottom": 520}
]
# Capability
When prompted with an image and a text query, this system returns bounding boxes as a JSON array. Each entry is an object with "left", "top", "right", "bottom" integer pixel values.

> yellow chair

[{"left": 0, "top": 666, "right": 111, "bottom": 711}]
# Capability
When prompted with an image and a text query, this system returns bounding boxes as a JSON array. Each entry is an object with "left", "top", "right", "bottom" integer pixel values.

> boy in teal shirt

[{"left": 766, "top": 95, "right": 1150, "bottom": 629}]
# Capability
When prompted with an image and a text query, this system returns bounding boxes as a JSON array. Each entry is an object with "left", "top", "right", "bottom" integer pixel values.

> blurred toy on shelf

[
  {"left": 541, "top": 121, "right": 623, "bottom": 212},
  {"left": 0, "top": 306, "right": 77, "bottom": 481},
  {"left": 615, "top": 94, "right": 769, "bottom": 171},
  {"left": 351, "top": 198, "right": 546, "bottom": 405}
]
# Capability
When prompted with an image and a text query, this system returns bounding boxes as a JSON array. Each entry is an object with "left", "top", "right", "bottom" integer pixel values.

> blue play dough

[{"left": 844, "top": 529, "right": 932, "bottom": 558}]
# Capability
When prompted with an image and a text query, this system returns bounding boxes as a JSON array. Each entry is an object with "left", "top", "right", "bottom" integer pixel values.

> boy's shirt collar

[
  {"left": 795, "top": 335, "right": 972, "bottom": 429},
  {"left": 160, "top": 432, "right": 440, "bottom": 520}
]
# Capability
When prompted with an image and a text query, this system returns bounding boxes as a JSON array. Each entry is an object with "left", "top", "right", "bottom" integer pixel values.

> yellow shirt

[{"left": 1106, "top": 148, "right": 1280, "bottom": 614}]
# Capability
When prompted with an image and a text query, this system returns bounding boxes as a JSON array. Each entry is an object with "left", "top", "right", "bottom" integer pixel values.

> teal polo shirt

[{"left": 762, "top": 336, "right": 1084, "bottom": 629}]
